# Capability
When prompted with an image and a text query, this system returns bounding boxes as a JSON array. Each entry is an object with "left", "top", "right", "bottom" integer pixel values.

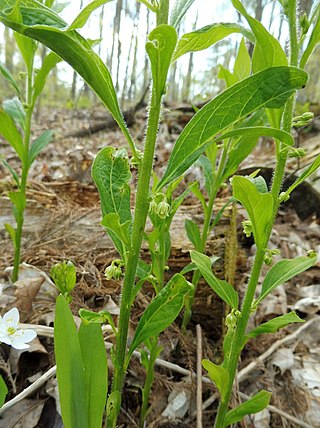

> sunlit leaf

[
  {"left": 29, "top": 130, "right": 54, "bottom": 166},
  {"left": 170, "top": 0, "right": 195, "bottom": 28},
  {"left": 33, "top": 52, "right": 61, "bottom": 105},
  {"left": 0, "top": 375, "right": 8, "bottom": 408},
  {"left": 69, "top": 0, "right": 113, "bottom": 30},
  {"left": 157, "top": 66, "right": 307, "bottom": 189},
  {"left": 0, "top": 110, "right": 24, "bottom": 161},
  {"left": 173, "top": 23, "right": 253, "bottom": 62},
  {"left": 146, "top": 25, "right": 177, "bottom": 100}
]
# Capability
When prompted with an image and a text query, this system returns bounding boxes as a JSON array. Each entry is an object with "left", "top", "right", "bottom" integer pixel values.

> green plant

[
  {"left": 1, "top": 0, "right": 319, "bottom": 427},
  {"left": 0, "top": 30, "right": 59, "bottom": 282}
]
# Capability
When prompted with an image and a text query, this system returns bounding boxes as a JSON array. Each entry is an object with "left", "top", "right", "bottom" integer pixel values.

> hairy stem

[
  {"left": 214, "top": 2, "right": 299, "bottom": 425},
  {"left": 109, "top": 87, "right": 162, "bottom": 426}
]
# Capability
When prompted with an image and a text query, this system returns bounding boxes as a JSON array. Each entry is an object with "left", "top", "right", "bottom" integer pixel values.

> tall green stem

[
  {"left": 110, "top": 87, "right": 162, "bottom": 425},
  {"left": 12, "top": 64, "right": 34, "bottom": 282},
  {"left": 214, "top": 3, "right": 299, "bottom": 425}
]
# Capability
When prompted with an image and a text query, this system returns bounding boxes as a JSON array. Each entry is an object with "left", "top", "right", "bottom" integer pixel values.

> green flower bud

[
  {"left": 278, "top": 192, "right": 290, "bottom": 203},
  {"left": 51, "top": 260, "right": 76, "bottom": 295},
  {"left": 242, "top": 220, "right": 253, "bottom": 238},
  {"left": 156, "top": 201, "right": 170, "bottom": 219},
  {"left": 288, "top": 148, "right": 306, "bottom": 158},
  {"left": 105, "top": 260, "right": 123, "bottom": 280}
]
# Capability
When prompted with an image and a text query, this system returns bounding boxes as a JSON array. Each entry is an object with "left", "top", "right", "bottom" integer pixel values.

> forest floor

[{"left": 0, "top": 104, "right": 320, "bottom": 427}]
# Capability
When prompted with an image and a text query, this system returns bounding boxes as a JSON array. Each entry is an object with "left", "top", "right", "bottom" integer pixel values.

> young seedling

[
  {"left": 0, "top": 31, "right": 59, "bottom": 281},
  {"left": 1, "top": 0, "right": 319, "bottom": 427}
]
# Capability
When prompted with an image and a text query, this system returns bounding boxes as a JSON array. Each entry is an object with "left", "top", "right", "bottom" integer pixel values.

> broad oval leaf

[
  {"left": 127, "top": 274, "right": 192, "bottom": 363},
  {"left": 78, "top": 323, "right": 108, "bottom": 428},
  {"left": 146, "top": 25, "right": 177, "bottom": 100},
  {"left": 185, "top": 219, "right": 201, "bottom": 250},
  {"left": 255, "top": 252, "right": 318, "bottom": 305},
  {"left": 54, "top": 295, "right": 88, "bottom": 428},
  {"left": 224, "top": 390, "right": 271, "bottom": 427},
  {"left": 157, "top": 66, "right": 308, "bottom": 189},
  {"left": 232, "top": 176, "right": 273, "bottom": 250},
  {"left": 190, "top": 250, "right": 238, "bottom": 310},
  {"left": 246, "top": 311, "right": 304, "bottom": 340},
  {"left": 173, "top": 23, "right": 253, "bottom": 62},
  {"left": 0, "top": 0, "right": 136, "bottom": 154},
  {"left": 92, "top": 147, "right": 132, "bottom": 256},
  {"left": 202, "top": 359, "right": 229, "bottom": 401}
]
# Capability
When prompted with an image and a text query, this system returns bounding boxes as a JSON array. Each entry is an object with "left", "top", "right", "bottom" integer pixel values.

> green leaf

[
  {"left": 51, "top": 260, "right": 77, "bottom": 295},
  {"left": 14, "top": 32, "right": 37, "bottom": 74},
  {"left": 234, "top": 38, "right": 251, "bottom": 81},
  {"left": 54, "top": 295, "right": 88, "bottom": 428},
  {"left": 29, "top": 130, "right": 54, "bottom": 166},
  {"left": 190, "top": 250, "right": 238, "bottom": 309},
  {"left": 78, "top": 323, "right": 107, "bottom": 428},
  {"left": 0, "top": 63, "right": 21, "bottom": 96},
  {"left": 9, "top": 191, "right": 26, "bottom": 217},
  {"left": 246, "top": 311, "right": 304, "bottom": 340},
  {"left": 232, "top": 176, "right": 273, "bottom": 250},
  {"left": 170, "top": 0, "right": 195, "bottom": 28},
  {"left": 5, "top": 223, "right": 16, "bottom": 248},
  {"left": 218, "top": 126, "right": 294, "bottom": 147},
  {"left": 224, "top": 390, "right": 271, "bottom": 427},
  {"left": 300, "top": 9, "right": 320, "bottom": 68},
  {"left": 231, "top": 0, "right": 287, "bottom": 72},
  {"left": 157, "top": 66, "right": 308, "bottom": 189},
  {"left": 79, "top": 309, "right": 116, "bottom": 333},
  {"left": 255, "top": 253, "right": 318, "bottom": 305},
  {"left": 281, "top": 155, "right": 320, "bottom": 200},
  {"left": 173, "top": 23, "right": 253, "bottom": 62},
  {"left": 101, "top": 213, "right": 131, "bottom": 252},
  {"left": 92, "top": 147, "right": 132, "bottom": 256},
  {"left": 1, "top": 157, "right": 20, "bottom": 186},
  {"left": 185, "top": 219, "right": 201, "bottom": 250},
  {"left": 3, "top": 97, "right": 26, "bottom": 131},
  {"left": 127, "top": 274, "right": 192, "bottom": 363},
  {"left": 0, "top": 110, "right": 24, "bottom": 161},
  {"left": 33, "top": 52, "right": 61, "bottom": 105},
  {"left": 218, "top": 65, "right": 237, "bottom": 88},
  {"left": 0, "top": 0, "right": 136, "bottom": 154},
  {"left": 198, "top": 155, "right": 214, "bottom": 194},
  {"left": 106, "top": 391, "right": 121, "bottom": 425},
  {"left": 0, "top": 375, "right": 8, "bottom": 408},
  {"left": 146, "top": 25, "right": 177, "bottom": 100},
  {"left": 69, "top": 0, "right": 113, "bottom": 30},
  {"left": 202, "top": 359, "right": 229, "bottom": 401}
]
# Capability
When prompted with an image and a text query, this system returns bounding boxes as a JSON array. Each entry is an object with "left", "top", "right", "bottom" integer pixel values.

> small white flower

[{"left": 0, "top": 308, "right": 37, "bottom": 350}]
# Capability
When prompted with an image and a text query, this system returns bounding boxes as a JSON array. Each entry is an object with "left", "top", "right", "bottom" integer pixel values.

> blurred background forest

[{"left": 0, "top": 0, "right": 319, "bottom": 112}]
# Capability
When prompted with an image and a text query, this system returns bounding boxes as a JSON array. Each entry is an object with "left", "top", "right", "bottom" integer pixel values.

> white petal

[
  {"left": 19, "top": 329, "right": 37, "bottom": 342},
  {"left": 3, "top": 308, "right": 19, "bottom": 326},
  {"left": 0, "top": 337, "right": 13, "bottom": 346},
  {"left": 10, "top": 339, "right": 30, "bottom": 350}
]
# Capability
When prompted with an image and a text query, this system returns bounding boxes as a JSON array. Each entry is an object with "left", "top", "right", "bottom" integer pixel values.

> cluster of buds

[
  {"left": 149, "top": 193, "right": 171, "bottom": 219},
  {"left": 292, "top": 111, "right": 314, "bottom": 128},
  {"left": 288, "top": 147, "right": 307, "bottom": 158},
  {"left": 105, "top": 259, "right": 124, "bottom": 280},
  {"left": 264, "top": 248, "right": 280, "bottom": 266},
  {"left": 242, "top": 220, "right": 253, "bottom": 238},
  {"left": 278, "top": 191, "right": 290, "bottom": 203}
]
